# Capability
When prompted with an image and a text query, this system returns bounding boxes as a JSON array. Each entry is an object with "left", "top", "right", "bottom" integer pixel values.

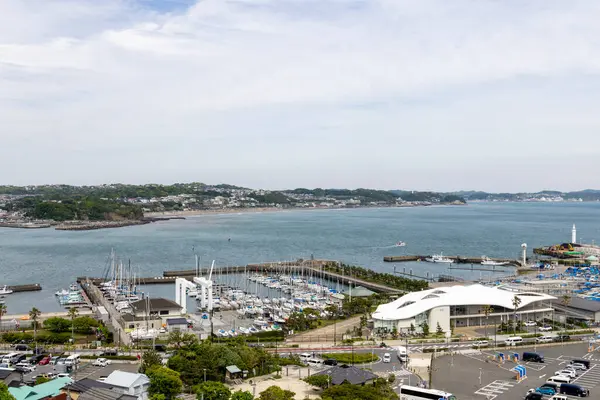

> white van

[
  {"left": 505, "top": 336, "right": 523, "bottom": 346},
  {"left": 65, "top": 354, "right": 81, "bottom": 366},
  {"left": 2, "top": 353, "right": 19, "bottom": 365},
  {"left": 299, "top": 353, "right": 312, "bottom": 361},
  {"left": 547, "top": 375, "right": 572, "bottom": 384},
  {"left": 536, "top": 335, "right": 553, "bottom": 343}
]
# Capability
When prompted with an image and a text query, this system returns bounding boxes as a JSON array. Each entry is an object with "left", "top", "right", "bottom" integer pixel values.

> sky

[{"left": 1, "top": 0, "right": 600, "bottom": 192}]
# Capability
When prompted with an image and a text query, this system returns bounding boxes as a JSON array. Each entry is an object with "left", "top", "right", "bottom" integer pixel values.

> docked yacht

[
  {"left": 481, "top": 256, "right": 509, "bottom": 266},
  {"left": 425, "top": 254, "right": 454, "bottom": 263},
  {"left": 0, "top": 286, "right": 13, "bottom": 295}
]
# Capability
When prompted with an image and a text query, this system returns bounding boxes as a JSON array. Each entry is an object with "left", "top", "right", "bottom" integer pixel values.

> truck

[{"left": 396, "top": 346, "right": 408, "bottom": 362}]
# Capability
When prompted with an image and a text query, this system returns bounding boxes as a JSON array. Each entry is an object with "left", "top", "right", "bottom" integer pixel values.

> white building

[
  {"left": 372, "top": 284, "right": 556, "bottom": 333},
  {"left": 103, "top": 371, "right": 150, "bottom": 400}
]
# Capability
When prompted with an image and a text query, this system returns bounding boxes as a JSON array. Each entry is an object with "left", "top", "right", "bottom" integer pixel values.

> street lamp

[
  {"left": 203, "top": 368, "right": 206, "bottom": 382},
  {"left": 479, "top": 368, "right": 482, "bottom": 385}
]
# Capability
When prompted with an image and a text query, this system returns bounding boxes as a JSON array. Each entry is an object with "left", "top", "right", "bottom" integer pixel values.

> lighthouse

[{"left": 572, "top": 224, "right": 577, "bottom": 244}]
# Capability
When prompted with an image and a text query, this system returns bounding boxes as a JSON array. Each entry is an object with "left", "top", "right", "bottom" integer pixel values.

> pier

[{"left": 7, "top": 284, "right": 42, "bottom": 292}]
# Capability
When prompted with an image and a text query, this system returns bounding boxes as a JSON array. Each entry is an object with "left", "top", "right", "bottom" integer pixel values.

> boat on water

[
  {"left": 0, "top": 286, "right": 13, "bottom": 295},
  {"left": 481, "top": 256, "right": 509, "bottom": 266},
  {"left": 395, "top": 241, "right": 406, "bottom": 247},
  {"left": 425, "top": 254, "right": 454, "bottom": 263}
]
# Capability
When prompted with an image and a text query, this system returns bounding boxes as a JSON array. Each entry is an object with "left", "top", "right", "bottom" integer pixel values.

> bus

[{"left": 399, "top": 385, "right": 456, "bottom": 400}]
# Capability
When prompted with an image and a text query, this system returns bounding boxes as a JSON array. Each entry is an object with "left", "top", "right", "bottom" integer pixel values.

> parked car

[
  {"left": 323, "top": 359, "right": 338, "bottom": 366},
  {"left": 14, "top": 344, "right": 29, "bottom": 352},
  {"left": 554, "top": 335, "right": 571, "bottom": 342},
  {"left": 15, "top": 363, "right": 35, "bottom": 373},
  {"left": 29, "top": 354, "right": 44, "bottom": 364},
  {"left": 49, "top": 356, "right": 60, "bottom": 365},
  {"left": 569, "top": 362, "right": 588, "bottom": 371},
  {"left": 535, "top": 386, "right": 556, "bottom": 396},
  {"left": 555, "top": 369, "right": 577, "bottom": 378},
  {"left": 92, "top": 358, "right": 111, "bottom": 367},
  {"left": 382, "top": 353, "right": 391, "bottom": 363},
  {"left": 524, "top": 321, "right": 537, "bottom": 327},
  {"left": 525, "top": 392, "right": 543, "bottom": 400},
  {"left": 38, "top": 356, "right": 51, "bottom": 366},
  {"left": 473, "top": 340, "right": 489, "bottom": 347},
  {"left": 56, "top": 373, "right": 70, "bottom": 379},
  {"left": 539, "top": 326, "right": 553, "bottom": 332}
]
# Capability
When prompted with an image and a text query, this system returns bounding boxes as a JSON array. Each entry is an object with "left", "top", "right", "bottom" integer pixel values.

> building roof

[
  {"left": 313, "top": 364, "right": 378, "bottom": 385},
  {"left": 166, "top": 317, "right": 188, "bottom": 325},
  {"left": 226, "top": 365, "right": 242, "bottom": 374},
  {"left": 0, "top": 369, "right": 15, "bottom": 380},
  {"left": 8, "top": 377, "right": 72, "bottom": 400},
  {"left": 79, "top": 388, "right": 138, "bottom": 400},
  {"left": 552, "top": 297, "right": 600, "bottom": 312},
  {"left": 342, "top": 286, "right": 376, "bottom": 297},
  {"left": 103, "top": 371, "right": 149, "bottom": 389},
  {"left": 64, "top": 378, "right": 115, "bottom": 393},
  {"left": 130, "top": 298, "right": 182, "bottom": 313},
  {"left": 373, "top": 284, "right": 556, "bottom": 321}
]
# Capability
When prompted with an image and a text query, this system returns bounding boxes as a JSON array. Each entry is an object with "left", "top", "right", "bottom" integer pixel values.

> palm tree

[
  {"left": 0, "top": 303, "right": 7, "bottom": 330},
  {"left": 29, "top": 307, "right": 41, "bottom": 352},
  {"left": 68, "top": 307, "right": 79, "bottom": 344},
  {"left": 512, "top": 295, "right": 522, "bottom": 335},
  {"left": 482, "top": 305, "right": 494, "bottom": 339}
]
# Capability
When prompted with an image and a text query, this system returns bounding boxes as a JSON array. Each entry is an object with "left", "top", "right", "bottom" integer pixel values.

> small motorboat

[
  {"left": 0, "top": 286, "right": 13, "bottom": 295},
  {"left": 395, "top": 241, "right": 406, "bottom": 247}
]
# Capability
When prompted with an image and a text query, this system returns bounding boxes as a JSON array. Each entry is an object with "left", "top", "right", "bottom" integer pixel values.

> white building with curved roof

[{"left": 373, "top": 284, "right": 556, "bottom": 333}]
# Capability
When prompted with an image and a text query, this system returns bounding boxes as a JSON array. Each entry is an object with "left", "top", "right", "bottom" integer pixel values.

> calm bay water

[{"left": 1, "top": 202, "right": 599, "bottom": 314}]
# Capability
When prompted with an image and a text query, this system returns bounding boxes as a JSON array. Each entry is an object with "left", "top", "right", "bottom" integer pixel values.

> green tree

[
  {"left": 482, "top": 305, "right": 494, "bottom": 339},
  {"left": 303, "top": 374, "right": 330, "bottom": 389},
  {"left": 420, "top": 321, "right": 429, "bottom": 336},
  {"left": 435, "top": 322, "right": 443, "bottom": 336},
  {"left": 43, "top": 317, "right": 71, "bottom": 332},
  {"left": 35, "top": 376, "right": 51, "bottom": 385},
  {"left": 29, "top": 307, "right": 41, "bottom": 351},
  {"left": 194, "top": 381, "right": 231, "bottom": 400},
  {"left": 258, "top": 386, "right": 295, "bottom": 400},
  {"left": 512, "top": 295, "right": 522, "bottom": 335},
  {"left": 68, "top": 307, "right": 78, "bottom": 343},
  {"left": 150, "top": 395, "right": 166, "bottom": 400},
  {"left": 147, "top": 367, "right": 183, "bottom": 400},
  {"left": 231, "top": 390, "right": 254, "bottom": 400},
  {"left": 0, "top": 381, "right": 16, "bottom": 400},
  {"left": 321, "top": 382, "right": 398, "bottom": 400},
  {"left": 140, "top": 350, "right": 163, "bottom": 374},
  {"left": 408, "top": 323, "right": 415, "bottom": 335},
  {"left": 0, "top": 304, "right": 7, "bottom": 328}
]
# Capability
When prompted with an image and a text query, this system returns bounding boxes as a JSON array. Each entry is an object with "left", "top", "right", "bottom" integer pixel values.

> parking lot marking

[
  {"left": 474, "top": 380, "right": 515, "bottom": 399},
  {"left": 571, "top": 364, "right": 600, "bottom": 389},
  {"left": 538, "top": 374, "right": 546, "bottom": 379}
]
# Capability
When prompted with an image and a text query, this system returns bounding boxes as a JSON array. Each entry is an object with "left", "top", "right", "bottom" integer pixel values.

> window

[
  {"left": 159, "top": 310, "right": 169, "bottom": 315},
  {"left": 397, "top": 301, "right": 415, "bottom": 309},
  {"left": 421, "top": 294, "right": 439, "bottom": 300}
]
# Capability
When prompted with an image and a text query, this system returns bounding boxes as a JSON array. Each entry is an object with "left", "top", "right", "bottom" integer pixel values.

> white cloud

[{"left": 1, "top": 0, "right": 600, "bottom": 190}]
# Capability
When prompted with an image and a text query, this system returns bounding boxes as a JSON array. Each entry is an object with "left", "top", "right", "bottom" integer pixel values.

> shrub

[{"left": 321, "top": 353, "right": 378, "bottom": 364}]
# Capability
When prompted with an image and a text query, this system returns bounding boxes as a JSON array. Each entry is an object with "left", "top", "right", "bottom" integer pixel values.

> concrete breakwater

[
  {"left": 383, "top": 255, "right": 520, "bottom": 266},
  {"left": 7, "top": 284, "right": 42, "bottom": 292},
  {"left": 55, "top": 216, "right": 186, "bottom": 231}
]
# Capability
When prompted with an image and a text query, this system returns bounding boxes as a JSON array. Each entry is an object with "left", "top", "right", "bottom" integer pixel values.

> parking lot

[
  {"left": 18, "top": 360, "right": 139, "bottom": 383},
  {"left": 432, "top": 343, "right": 600, "bottom": 399}
]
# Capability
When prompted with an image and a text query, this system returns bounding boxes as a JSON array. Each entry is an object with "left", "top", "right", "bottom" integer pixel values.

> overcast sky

[{"left": 1, "top": 0, "right": 600, "bottom": 192}]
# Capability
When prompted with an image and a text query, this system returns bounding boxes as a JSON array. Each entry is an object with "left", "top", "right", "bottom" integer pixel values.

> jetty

[
  {"left": 383, "top": 255, "right": 520, "bottom": 266},
  {"left": 7, "top": 284, "right": 42, "bottom": 292}
]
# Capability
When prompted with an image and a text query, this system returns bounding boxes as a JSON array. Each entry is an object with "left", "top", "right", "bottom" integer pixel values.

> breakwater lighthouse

[{"left": 572, "top": 224, "right": 577, "bottom": 244}]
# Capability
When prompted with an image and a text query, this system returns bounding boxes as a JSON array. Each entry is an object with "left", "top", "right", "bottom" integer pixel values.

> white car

[
  {"left": 15, "top": 363, "right": 35, "bottom": 372},
  {"left": 524, "top": 321, "right": 537, "bottom": 327},
  {"left": 536, "top": 336, "right": 553, "bottom": 343},
  {"left": 555, "top": 369, "right": 577, "bottom": 378},
  {"left": 92, "top": 358, "right": 111, "bottom": 367},
  {"left": 539, "top": 326, "right": 553, "bottom": 331},
  {"left": 382, "top": 353, "right": 391, "bottom": 363},
  {"left": 473, "top": 340, "right": 489, "bottom": 347},
  {"left": 569, "top": 362, "right": 587, "bottom": 371}
]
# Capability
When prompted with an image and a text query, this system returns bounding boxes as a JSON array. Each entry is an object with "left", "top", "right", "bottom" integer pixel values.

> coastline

[{"left": 0, "top": 203, "right": 466, "bottom": 231}]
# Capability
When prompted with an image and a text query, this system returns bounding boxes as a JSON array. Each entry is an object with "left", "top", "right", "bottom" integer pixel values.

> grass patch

[{"left": 321, "top": 352, "right": 378, "bottom": 364}]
